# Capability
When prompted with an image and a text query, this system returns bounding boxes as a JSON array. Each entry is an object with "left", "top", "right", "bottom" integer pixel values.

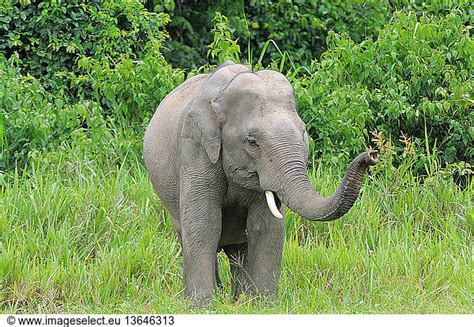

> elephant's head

[{"left": 182, "top": 61, "right": 378, "bottom": 221}]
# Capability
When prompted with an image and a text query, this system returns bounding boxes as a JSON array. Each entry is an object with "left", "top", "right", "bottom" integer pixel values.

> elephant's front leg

[
  {"left": 246, "top": 196, "right": 285, "bottom": 300},
  {"left": 180, "top": 182, "right": 223, "bottom": 303},
  {"left": 179, "top": 143, "right": 226, "bottom": 304}
]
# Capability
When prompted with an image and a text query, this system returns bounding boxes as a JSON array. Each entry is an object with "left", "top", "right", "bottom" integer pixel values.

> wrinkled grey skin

[{"left": 144, "top": 61, "right": 378, "bottom": 304}]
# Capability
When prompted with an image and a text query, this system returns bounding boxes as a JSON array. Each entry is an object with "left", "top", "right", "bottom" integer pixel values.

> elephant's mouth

[{"left": 265, "top": 191, "right": 283, "bottom": 219}]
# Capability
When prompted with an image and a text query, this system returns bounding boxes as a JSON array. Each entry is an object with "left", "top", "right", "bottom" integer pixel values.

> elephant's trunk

[{"left": 271, "top": 150, "right": 378, "bottom": 221}]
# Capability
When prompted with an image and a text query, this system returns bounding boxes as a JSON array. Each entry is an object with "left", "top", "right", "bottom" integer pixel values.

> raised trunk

[{"left": 278, "top": 151, "right": 378, "bottom": 221}]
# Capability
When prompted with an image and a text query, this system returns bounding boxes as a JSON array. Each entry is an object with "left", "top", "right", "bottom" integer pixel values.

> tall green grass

[{"left": 0, "top": 148, "right": 472, "bottom": 313}]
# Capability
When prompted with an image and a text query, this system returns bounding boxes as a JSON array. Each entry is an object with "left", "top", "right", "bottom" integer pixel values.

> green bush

[
  {"left": 153, "top": 0, "right": 473, "bottom": 69},
  {"left": 389, "top": 0, "right": 472, "bottom": 21},
  {"left": 0, "top": 0, "right": 169, "bottom": 95},
  {"left": 295, "top": 11, "right": 473, "bottom": 167},
  {"left": 73, "top": 40, "right": 184, "bottom": 125},
  {"left": 0, "top": 54, "right": 115, "bottom": 171},
  {"left": 0, "top": 49, "right": 177, "bottom": 173},
  {"left": 158, "top": 0, "right": 389, "bottom": 68},
  {"left": 244, "top": 0, "right": 389, "bottom": 66},
  {"left": 0, "top": 1, "right": 184, "bottom": 172}
]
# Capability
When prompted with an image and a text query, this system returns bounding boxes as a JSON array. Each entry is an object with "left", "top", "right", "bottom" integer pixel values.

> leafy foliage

[
  {"left": 389, "top": 0, "right": 473, "bottom": 20},
  {"left": 0, "top": 56, "right": 108, "bottom": 171},
  {"left": 0, "top": 0, "right": 170, "bottom": 95},
  {"left": 0, "top": 1, "right": 183, "bottom": 172},
  {"left": 155, "top": 0, "right": 472, "bottom": 69},
  {"left": 73, "top": 40, "right": 184, "bottom": 125},
  {"left": 295, "top": 12, "right": 473, "bottom": 167},
  {"left": 243, "top": 0, "right": 389, "bottom": 66},
  {"left": 207, "top": 12, "right": 241, "bottom": 64},
  {"left": 159, "top": 0, "right": 389, "bottom": 68}
]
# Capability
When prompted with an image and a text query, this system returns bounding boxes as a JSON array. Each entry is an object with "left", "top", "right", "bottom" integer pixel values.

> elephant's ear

[
  {"left": 181, "top": 63, "right": 252, "bottom": 164},
  {"left": 181, "top": 96, "right": 222, "bottom": 164}
]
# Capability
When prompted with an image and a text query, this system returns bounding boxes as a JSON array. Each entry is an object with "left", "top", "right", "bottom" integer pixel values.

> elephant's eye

[{"left": 246, "top": 137, "right": 259, "bottom": 148}]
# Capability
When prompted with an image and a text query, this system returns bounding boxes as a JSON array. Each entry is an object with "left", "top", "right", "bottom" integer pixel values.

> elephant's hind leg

[{"left": 223, "top": 243, "right": 250, "bottom": 299}]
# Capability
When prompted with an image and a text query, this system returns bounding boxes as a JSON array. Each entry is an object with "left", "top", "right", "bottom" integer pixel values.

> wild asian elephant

[{"left": 143, "top": 61, "right": 378, "bottom": 304}]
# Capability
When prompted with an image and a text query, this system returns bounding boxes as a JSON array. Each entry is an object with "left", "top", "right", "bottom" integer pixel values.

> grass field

[{"left": 0, "top": 146, "right": 472, "bottom": 314}]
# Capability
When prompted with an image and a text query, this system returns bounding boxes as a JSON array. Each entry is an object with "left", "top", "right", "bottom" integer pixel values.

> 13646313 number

[{"left": 125, "top": 315, "right": 174, "bottom": 325}]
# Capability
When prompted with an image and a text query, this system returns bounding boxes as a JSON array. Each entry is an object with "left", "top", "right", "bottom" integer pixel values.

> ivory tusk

[{"left": 265, "top": 191, "right": 283, "bottom": 219}]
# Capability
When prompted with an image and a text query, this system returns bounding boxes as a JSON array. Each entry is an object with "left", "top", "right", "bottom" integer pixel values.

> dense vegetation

[
  {"left": 1, "top": 0, "right": 472, "bottom": 313},
  {"left": 153, "top": 0, "right": 473, "bottom": 68}
]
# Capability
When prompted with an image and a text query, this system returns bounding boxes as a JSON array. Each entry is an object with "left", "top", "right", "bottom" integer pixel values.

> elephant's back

[{"left": 143, "top": 74, "right": 209, "bottom": 215}]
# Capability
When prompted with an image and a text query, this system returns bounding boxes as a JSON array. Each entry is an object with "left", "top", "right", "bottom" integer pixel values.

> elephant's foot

[{"left": 185, "top": 286, "right": 214, "bottom": 308}]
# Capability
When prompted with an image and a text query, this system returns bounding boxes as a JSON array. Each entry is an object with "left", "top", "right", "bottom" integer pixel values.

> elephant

[{"left": 143, "top": 61, "right": 378, "bottom": 304}]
